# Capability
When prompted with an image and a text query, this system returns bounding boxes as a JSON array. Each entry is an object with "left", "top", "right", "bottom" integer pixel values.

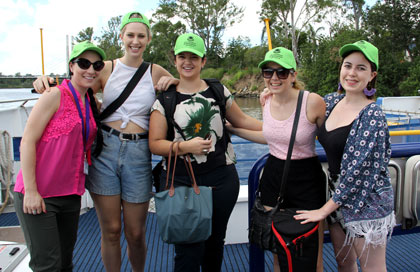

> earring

[
  {"left": 363, "top": 81, "right": 376, "bottom": 96},
  {"left": 363, "top": 87, "right": 376, "bottom": 96},
  {"left": 338, "top": 82, "right": 343, "bottom": 91}
]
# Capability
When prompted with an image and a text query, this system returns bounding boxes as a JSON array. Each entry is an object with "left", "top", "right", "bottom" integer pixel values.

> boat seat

[{"left": 402, "top": 155, "right": 420, "bottom": 228}]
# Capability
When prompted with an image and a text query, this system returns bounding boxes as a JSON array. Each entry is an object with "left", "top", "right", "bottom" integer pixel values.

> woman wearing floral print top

[
  {"left": 295, "top": 40, "right": 395, "bottom": 272},
  {"left": 149, "top": 33, "right": 262, "bottom": 272}
]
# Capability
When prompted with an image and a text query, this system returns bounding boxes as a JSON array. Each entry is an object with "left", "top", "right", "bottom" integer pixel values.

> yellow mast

[
  {"left": 40, "top": 28, "right": 45, "bottom": 75},
  {"left": 264, "top": 19, "right": 272, "bottom": 50}
]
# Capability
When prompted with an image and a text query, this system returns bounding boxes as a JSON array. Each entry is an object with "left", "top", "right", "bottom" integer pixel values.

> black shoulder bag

[
  {"left": 93, "top": 61, "right": 150, "bottom": 156},
  {"left": 249, "top": 90, "right": 319, "bottom": 265}
]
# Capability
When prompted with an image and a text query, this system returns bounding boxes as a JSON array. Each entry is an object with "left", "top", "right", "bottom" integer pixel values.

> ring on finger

[
  {"left": 32, "top": 210, "right": 37, "bottom": 215},
  {"left": 203, "top": 149, "right": 208, "bottom": 153}
]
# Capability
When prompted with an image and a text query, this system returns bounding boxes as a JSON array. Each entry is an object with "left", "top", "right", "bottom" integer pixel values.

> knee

[
  {"left": 335, "top": 255, "right": 357, "bottom": 270},
  {"left": 125, "top": 227, "right": 146, "bottom": 245},
  {"left": 102, "top": 223, "right": 122, "bottom": 243}
]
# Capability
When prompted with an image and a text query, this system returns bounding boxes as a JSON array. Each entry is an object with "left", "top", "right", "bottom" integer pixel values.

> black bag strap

[
  {"left": 99, "top": 61, "right": 150, "bottom": 121},
  {"left": 162, "top": 79, "right": 226, "bottom": 141},
  {"left": 277, "top": 90, "right": 304, "bottom": 203}
]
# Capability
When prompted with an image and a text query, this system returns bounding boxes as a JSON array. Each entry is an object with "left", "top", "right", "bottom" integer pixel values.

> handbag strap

[
  {"left": 164, "top": 141, "right": 176, "bottom": 191},
  {"left": 165, "top": 142, "right": 201, "bottom": 197},
  {"left": 277, "top": 90, "right": 304, "bottom": 203},
  {"left": 99, "top": 61, "right": 150, "bottom": 121}
]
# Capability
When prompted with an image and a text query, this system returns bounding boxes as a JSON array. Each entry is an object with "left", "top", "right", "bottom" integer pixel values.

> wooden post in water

[
  {"left": 40, "top": 28, "right": 45, "bottom": 75},
  {"left": 264, "top": 18, "right": 272, "bottom": 50}
]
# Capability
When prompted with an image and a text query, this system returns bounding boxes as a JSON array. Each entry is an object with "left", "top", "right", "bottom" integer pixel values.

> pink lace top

[
  {"left": 263, "top": 91, "right": 317, "bottom": 160},
  {"left": 14, "top": 79, "right": 97, "bottom": 198}
]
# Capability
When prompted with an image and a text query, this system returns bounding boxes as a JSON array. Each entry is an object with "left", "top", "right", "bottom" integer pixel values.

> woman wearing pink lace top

[
  {"left": 14, "top": 41, "right": 105, "bottom": 272},
  {"left": 228, "top": 47, "right": 326, "bottom": 272}
]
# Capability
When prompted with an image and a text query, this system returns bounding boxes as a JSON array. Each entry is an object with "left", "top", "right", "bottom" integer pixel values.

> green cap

[
  {"left": 174, "top": 33, "right": 206, "bottom": 58},
  {"left": 339, "top": 40, "right": 379, "bottom": 69},
  {"left": 69, "top": 41, "right": 106, "bottom": 63},
  {"left": 120, "top": 11, "right": 150, "bottom": 31},
  {"left": 258, "top": 47, "right": 297, "bottom": 70}
]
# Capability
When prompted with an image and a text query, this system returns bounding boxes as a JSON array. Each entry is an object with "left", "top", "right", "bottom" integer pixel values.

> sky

[{"left": 0, "top": 0, "right": 264, "bottom": 76}]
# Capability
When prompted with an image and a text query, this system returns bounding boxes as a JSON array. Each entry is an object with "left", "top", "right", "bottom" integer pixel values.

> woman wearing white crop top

[
  {"left": 228, "top": 47, "right": 326, "bottom": 272},
  {"left": 32, "top": 11, "right": 178, "bottom": 272}
]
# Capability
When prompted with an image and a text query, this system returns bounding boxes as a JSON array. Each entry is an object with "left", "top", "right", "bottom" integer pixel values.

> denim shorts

[{"left": 86, "top": 129, "right": 152, "bottom": 203}]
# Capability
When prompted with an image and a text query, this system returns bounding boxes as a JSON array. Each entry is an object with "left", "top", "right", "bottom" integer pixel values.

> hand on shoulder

[
  {"left": 151, "top": 63, "right": 177, "bottom": 91},
  {"left": 32, "top": 75, "right": 55, "bottom": 94}
]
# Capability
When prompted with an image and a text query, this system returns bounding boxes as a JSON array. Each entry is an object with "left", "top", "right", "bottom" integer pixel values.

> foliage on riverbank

[{"left": 2, "top": 0, "right": 419, "bottom": 96}]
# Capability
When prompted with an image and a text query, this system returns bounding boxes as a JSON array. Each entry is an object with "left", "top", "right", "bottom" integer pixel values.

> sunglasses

[
  {"left": 73, "top": 58, "right": 105, "bottom": 72},
  {"left": 262, "top": 68, "right": 292, "bottom": 79}
]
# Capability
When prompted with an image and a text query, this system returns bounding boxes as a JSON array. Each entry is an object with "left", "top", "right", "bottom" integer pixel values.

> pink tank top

[
  {"left": 14, "top": 79, "right": 97, "bottom": 198},
  {"left": 263, "top": 91, "right": 317, "bottom": 160}
]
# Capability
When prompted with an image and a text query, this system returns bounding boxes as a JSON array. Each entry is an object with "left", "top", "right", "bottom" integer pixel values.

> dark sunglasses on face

[
  {"left": 262, "top": 68, "right": 292, "bottom": 79},
  {"left": 73, "top": 58, "right": 105, "bottom": 71}
]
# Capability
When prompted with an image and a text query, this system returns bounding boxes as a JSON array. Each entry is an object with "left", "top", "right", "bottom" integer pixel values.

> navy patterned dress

[{"left": 324, "top": 92, "right": 395, "bottom": 247}]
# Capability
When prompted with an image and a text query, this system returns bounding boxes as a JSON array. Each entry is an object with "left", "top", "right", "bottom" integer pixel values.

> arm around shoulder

[{"left": 226, "top": 101, "right": 263, "bottom": 131}]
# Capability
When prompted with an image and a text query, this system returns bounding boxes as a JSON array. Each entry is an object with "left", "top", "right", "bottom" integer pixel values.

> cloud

[
  {"left": 0, "top": 0, "right": 265, "bottom": 76},
  {"left": 0, "top": 0, "right": 158, "bottom": 75},
  {"left": 224, "top": 0, "right": 264, "bottom": 46}
]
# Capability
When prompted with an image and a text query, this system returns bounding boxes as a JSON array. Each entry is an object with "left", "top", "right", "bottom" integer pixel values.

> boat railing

[
  {"left": 384, "top": 108, "right": 420, "bottom": 126},
  {"left": 0, "top": 98, "right": 38, "bottom": 107}
]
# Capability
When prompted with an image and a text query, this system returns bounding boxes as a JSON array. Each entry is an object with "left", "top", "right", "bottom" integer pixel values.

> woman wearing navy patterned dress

[{"left": 295, "top": 41, "right": 395, "bottom": 272}]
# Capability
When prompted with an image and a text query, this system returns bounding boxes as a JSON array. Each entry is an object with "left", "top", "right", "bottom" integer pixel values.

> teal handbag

[{"left": 154, "top": 142, "right": 213, "bottom": 244}]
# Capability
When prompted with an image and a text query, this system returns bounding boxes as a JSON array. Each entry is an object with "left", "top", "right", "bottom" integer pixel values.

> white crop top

[{"left": 101, "top": 59, "right": 155, "bottom": 130}]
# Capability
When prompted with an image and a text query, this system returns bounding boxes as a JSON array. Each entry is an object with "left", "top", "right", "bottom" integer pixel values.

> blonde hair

[
  {"left": 293, "top": 79, "right": 305, "bottom": 90},
  {"left": 121, "top": 13, "right": 152, "bottom": 38}
]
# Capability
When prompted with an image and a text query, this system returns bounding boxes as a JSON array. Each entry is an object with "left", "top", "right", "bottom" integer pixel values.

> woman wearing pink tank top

[
  {"left": 32, "top": 12, "right": 179, "bottom": 271},
  {"left": 14, "top": 41, "right": 104, "bottom": 271},
  {"left": 228, "top": 47, "right": 326, "bottom": 272}
]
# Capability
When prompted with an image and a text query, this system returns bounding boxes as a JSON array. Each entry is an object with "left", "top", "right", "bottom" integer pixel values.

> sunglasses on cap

[
  {"left": 73, "top": 58, "right": 105, "bottom": 72},
  {"left": 262, "top": 68, "right": 293, "bottom": 79}
]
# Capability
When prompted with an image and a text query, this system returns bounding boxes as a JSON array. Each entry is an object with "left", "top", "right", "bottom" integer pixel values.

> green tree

[
  {"left": 399, "top": 58, "right": 420, "bottom": 96},
  {"left": 223, "top": 36, "right": 251, "bottom": 70},
  {"left": 342, "top": 0, "right": 365, "bottom": 30},
  {"left": 75, "top": 27, "right": 94, "bottom": 43},
  {"left": 156, "top": 0, "right": 244, "bottom": 67},
  {"left": 144, "top": 19, "right": 186, "bottom": 75},
  {"left": 365, "top": 0, "right": 420, "bottom": 96},
  {"left": 95, "top": 16, "right": 123, "bottom": 60},
  {"left": 243, "top": 46, "right": 267, "bottom": 69},
  {"left": 260, "top": 0, "right": 335, "bottom": 63}
]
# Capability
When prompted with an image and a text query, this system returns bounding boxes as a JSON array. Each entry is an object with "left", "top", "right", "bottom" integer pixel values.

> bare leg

[
  {"left": 354, "top": 238, "right": 387, "bottom": 272},
  {"left": 317, "top": 220, "right": 325, "bottom": 272},
  {"left": 329, "top": 223, "right": 358, "bottom": 272},
  {"left": 91, "top": 193, "right": 122, "bottom": 272},
  {"left": 122, "top": 200, "right": 149, "bottom": 272},
  {"left": 273, "top": 253, "right": 280, "bottom": 272}
]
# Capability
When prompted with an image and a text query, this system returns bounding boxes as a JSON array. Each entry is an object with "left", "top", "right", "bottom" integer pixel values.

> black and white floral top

[
  {"left": 324, "top": 92, "right": 395, "bottom": 246},
  {"left": 152, "top": 85, "right": 235, "bottom": 175}
]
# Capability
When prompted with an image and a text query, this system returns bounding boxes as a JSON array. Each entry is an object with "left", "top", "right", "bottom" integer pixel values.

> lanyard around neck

[{"left": 68, "top": 81, "right": 90, "bottom": 151}]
